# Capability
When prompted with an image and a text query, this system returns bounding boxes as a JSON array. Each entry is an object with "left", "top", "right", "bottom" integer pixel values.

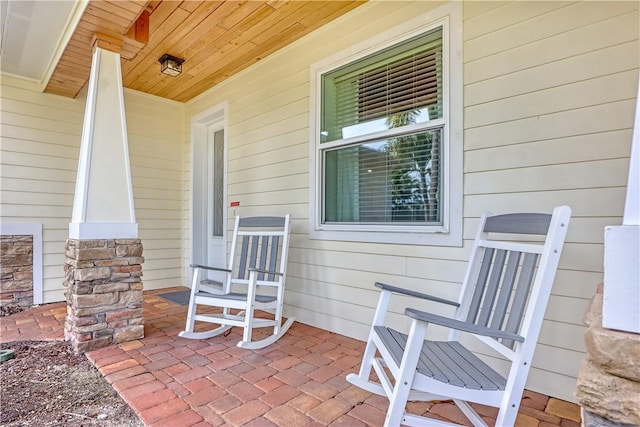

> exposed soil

[{"left": 0, "top": 338, "right": 143, "bottom": 426}]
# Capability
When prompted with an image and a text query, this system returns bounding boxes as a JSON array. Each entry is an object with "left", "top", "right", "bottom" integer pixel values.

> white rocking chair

[
  {"left": 347, "top": 206, "right": 571, "bottom": 427},
  {"left": 179, "top": 215, "right": 294, "bottom": 349}
]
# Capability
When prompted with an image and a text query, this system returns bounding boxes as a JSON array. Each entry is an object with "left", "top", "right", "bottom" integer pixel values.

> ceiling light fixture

[{"left": 158, "top": 54, "right": 184, "bottom": 77}]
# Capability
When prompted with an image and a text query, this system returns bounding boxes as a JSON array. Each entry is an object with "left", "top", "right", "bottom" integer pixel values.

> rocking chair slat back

[
  {"left": 236, "top": 233, "right": 282, "bottom": 282},
  {"left": 502, "top": 252, "right": 538, "bottom": 347},
  {"left": 238, "top": 237, "right": 250, "bottom": 279},
  {"left": 269, "top": 236, "right": 280, "bottom": 277},
  {"left": 466, "top": 248, "right": 493, "bottom": 322},
  {"left": 490, "top": 250, "right": 521, "bottom": 328},
  {"left": 465, "top": 212, "right": 552, "bottom": 350},
  {"left": 476, "top": 248, "right": 507, "bottom": 327}
]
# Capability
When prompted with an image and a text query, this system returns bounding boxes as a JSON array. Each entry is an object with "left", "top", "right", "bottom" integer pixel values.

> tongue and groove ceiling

[{"left": 3, "top": 0, "right": 366, "bottom": 103}]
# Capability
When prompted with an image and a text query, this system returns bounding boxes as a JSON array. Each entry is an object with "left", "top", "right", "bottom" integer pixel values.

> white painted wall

[
  {"left": 0, "top": 76, "right": 185, "bottom": 302},
  {"left": 184, "top": 1, "right": 639, "bottom": 402}
]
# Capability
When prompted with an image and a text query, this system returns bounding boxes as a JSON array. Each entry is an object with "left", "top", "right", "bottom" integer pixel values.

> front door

[{"left": 190, "top": 104, "right": 227, "bottom": 290}]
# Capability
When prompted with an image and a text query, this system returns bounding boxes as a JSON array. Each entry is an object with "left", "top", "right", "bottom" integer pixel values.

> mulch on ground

[{"left": 0, "top": 336, "right": 142, "bottom": 426}]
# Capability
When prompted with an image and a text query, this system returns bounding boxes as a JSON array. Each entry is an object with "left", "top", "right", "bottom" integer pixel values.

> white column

[
  {"left": 69, "top": 38, "right": 137, "bottom": 239},
  {"left": 603, "top": 73, "right": 640, "bottom": 334}
]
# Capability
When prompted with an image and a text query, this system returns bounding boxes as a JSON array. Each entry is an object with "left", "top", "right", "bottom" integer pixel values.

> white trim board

[{"left": 189, "top": 102, "right": 228, "bottom": 284}]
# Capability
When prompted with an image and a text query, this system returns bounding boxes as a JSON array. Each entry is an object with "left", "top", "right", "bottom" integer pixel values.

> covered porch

[{"left": 1, "top": 288, "right": 582, "bottom": 426}]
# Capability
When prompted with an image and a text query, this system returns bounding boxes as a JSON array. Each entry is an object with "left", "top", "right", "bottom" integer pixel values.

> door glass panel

[{"left": 213, "top": 129, "right": 224, "bottom": 238}]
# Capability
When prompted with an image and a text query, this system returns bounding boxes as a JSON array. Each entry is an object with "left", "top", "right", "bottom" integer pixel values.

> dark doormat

[{"left": 157, "top": 289, "right": 191, "bottom": 305}]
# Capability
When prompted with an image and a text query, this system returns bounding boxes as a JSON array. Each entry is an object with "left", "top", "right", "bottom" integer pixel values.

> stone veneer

[
  {"left": 1, "top": 235, "right": 34, "bottom": 308},
  {"left": 64, "top": 238, "right": 144, "bottom": 353},
  {"left": 575, "top": 284, "right": 640, "bottom": 426}
]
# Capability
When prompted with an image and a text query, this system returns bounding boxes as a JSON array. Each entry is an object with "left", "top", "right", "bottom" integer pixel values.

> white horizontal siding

[
  {"left": 180, "top": 0, "right": 638, "bottom": 403},
  {"left": 463, "top": 1, "right": 569, "bottom": 41},
  {"left": 464, "top": 7, "right": 638, "bottom": 84},
  {"left": 465, "top": 159, "right": 630, "bottom": 194},
  {"left": 464, "top": 2, "right": 638, "bottom": 62},
  {"left": 1, "top": 110, "right": 83, "bottom": 135},
  {"left": 465, "top": 100, "right": 636, "bottom": 150},
  {"left": 465, "top": 69, "right": 638, "bottom": 129},
  {"left": 464, "top": 130, "right": 634, "bottom": 172},
  {"left": 465, "top": 188, "right": 627, "bottom": 218},
  {"left": 2, "top": 138, "right": 80, "bottom": 158},
  {"left": 0, "top": 80, "right": 185, "bottom": 301},
  {"left": 461, "top": 0, "right": 638, "bottom": 402},
  {"left": 465, "top": 41, "right": 639, "bottom": 107},
  {"left": 0, "top": 81, "right": 84, "bottom": 302},
  {"left": 121, "top": 91, "right": 184, "bottom": 291}
]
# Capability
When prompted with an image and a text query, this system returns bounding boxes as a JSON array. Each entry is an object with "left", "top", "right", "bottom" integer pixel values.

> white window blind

[{"left": 358, "top": 46, "right": 442, "bottom": 123}]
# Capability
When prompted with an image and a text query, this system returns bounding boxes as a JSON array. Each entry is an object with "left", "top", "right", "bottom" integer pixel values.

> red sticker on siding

[{"left": 230, "top": 201, "right": 240, "bottom": 207}]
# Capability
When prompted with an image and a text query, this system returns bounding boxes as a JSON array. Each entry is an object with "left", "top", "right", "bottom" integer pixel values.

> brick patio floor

[{"left": 1, "top": 287, "right": 582, "bottom": 426}]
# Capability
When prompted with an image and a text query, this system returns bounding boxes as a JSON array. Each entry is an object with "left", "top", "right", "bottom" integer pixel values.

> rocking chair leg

[
  {"left": 346, "top": 337, "right": 387, "bottom": 396},
  {"left": 243, "top": 305, "right": 255, "bottom": 344},
  {"left": 454, "top": 400, "right": 488, "bottom": 427},
  {"left": 495, "top": 395, "right": 520, "bottom": 427},
  {"left": 384, "top": 320, "right": 427, "bottom": 427},
  {"left": 366, "top": 291, "right": 393, "bottom": 379},
  {"left": 346, "top": 290, "right": 394, "bottom": 397},
  {"left": 183, "top": 269, "right": 202, "bottom": 335},
  {"left": 358, "top": 333, "right": 380, "bottom": 378}
]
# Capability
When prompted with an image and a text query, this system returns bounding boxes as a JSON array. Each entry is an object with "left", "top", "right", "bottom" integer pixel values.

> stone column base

[
  {"left": 582, "top": 408, "right": 637, "bottom": 427},
  {"left": 576, "top": 284, "right": 640, "bottom": 426},
  {"left": 64, "top": 239, "right": 144, "bottom": 353}
]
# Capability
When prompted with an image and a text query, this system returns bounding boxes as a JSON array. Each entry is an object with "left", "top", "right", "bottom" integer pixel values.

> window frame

[{"left": 309, "top": 2, "right": 463, "bottom": 246}]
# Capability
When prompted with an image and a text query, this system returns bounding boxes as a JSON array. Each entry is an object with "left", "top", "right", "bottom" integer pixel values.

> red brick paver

[{"left": 1, "top": 287, "right": 583, "bottom": 426}]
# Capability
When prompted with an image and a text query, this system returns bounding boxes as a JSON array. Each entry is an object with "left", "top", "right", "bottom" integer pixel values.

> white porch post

[
  {"left": 65, "top": 34, "right": 143, "bottom": 353},
  {"left": 69, "top": 35, "right": 137, "bottom": 238},
  {"left": 602, "top": 73, "right": 640, "bottom": 334}
]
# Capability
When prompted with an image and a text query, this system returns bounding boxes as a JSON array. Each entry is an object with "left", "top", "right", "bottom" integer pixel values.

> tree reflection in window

[{"left": 385, "top": 112, "right": 441, "bottom": 223}]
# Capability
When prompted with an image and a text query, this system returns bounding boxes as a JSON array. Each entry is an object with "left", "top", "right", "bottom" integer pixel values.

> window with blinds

[{"left": 320, "top": 26, "right": 444, "bottom": 226}]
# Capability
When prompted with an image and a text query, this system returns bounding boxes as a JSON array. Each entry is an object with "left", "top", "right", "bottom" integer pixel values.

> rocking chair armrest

[
  {"left": 404, "top": 308, "right": 525, "bottom": 342},
  {"left": 375, "top": 282, "right": 459, "bottom": 307},
  {"left": 190, "top": 263, "right": 232, "bottom": 273},
  {"left": 248, "top": 267, "right": 284, "bottom": 277}
]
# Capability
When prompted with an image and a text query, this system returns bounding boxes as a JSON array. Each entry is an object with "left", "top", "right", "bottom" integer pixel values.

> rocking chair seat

[
  {"left": 195, "top": 291, "right": 277, "bottom": 304},
  {"left": 375, "top": 326, "right": 507, "bottom": 391}
]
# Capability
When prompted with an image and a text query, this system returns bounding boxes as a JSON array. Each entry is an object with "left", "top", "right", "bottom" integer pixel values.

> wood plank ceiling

[{"left": 44, "top": 0, "right": 366, "bottom": 103}]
